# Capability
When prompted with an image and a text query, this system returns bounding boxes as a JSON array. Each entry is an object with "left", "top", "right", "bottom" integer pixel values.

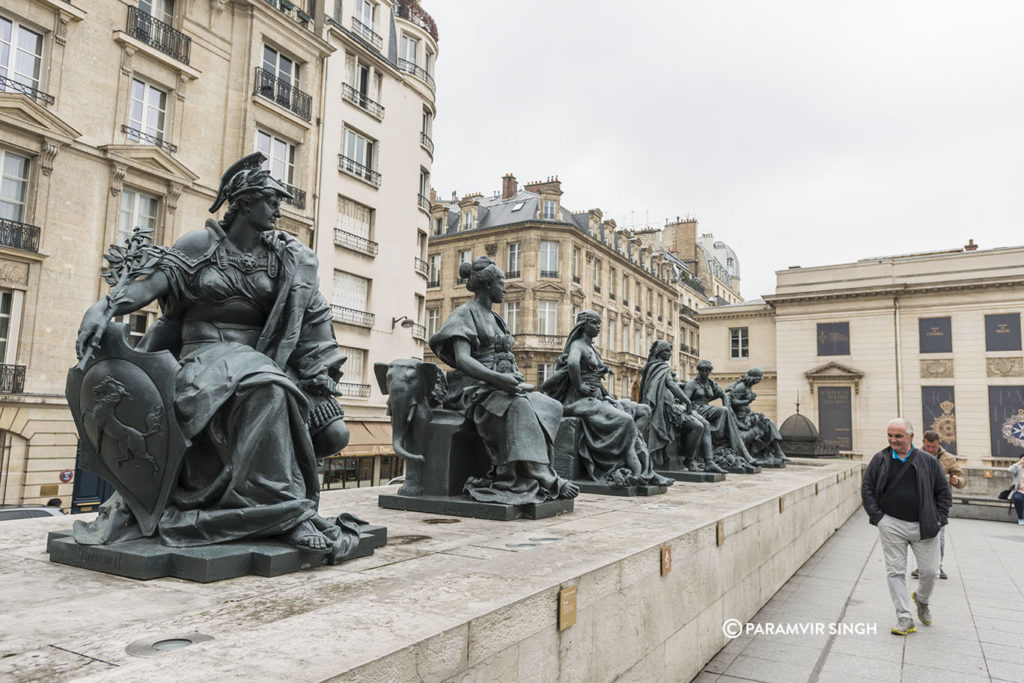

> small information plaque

[
  {"left": 661, "top": 546, "right": 672, "bottom": 576},
  {"left": 39, "top": 484, "right": 58, "bottom": 497},
  {"left": 558, "top": 585, "right": 577, "bottom": 631}
]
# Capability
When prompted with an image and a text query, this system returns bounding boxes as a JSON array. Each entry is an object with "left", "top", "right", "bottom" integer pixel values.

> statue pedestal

[
  {"left": 379, "top": 409, "right": 574, "bottom": 520},
  {"left": 574, "top": 482, "right": 668, "bottom": 496},
  {"left": 45, "top": 524, "right": 387, "bottom": 582},
  {"left": 657, "top": 470, "right": 726, "bottom": 483},
  {"left": 758, "top": 461, "right": 786, "bottom": 469},
  {"left": 553, "top": 417, "right": 668, "bottom": 496}
]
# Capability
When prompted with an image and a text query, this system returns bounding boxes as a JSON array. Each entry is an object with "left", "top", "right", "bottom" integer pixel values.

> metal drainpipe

[{"left": 894, "top": 296, "right": 903, "bottom": 416}]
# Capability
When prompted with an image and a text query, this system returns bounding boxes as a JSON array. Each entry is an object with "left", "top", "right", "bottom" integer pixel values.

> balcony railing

[
  {"left": 680, "top": 305, "right": 700, "bottom": 320},
  {"left": 352, "top": 17, "right": 383, "bottom": 49},
  {"left": 505, "top": 270, "right": 520, "bottom": 279},
  {"left": 331, "top": 305, "right": 375, "bottom": 328},
  {"left": 397, "top": 59, "right": 436, "bottom": 91},
  {"left": 341, "top": 83, "right": 384, "bottom": 119},
  {"left": 540, "top": 270, "right": 558, "bottom": 278},
  {"left": 414, "top": 257, "right": 429, "bottom": 277},
  {"left": 456, "top": 277, "right": 467, "bottom": 285},
  {"left": 0, "top": 364, "right": 26, "bottom": 393},
  {"left": 420, "top": 131, "right": 433, "bottom": 155},
  {"left": 427, "top": 278, "right": 439, "bottom": 288},
  {"left": 0, "top": 75, "right": 54, "bottom": 106},
  {"left": 410, "top": 323, "right": 427, "bottom": 341},
  {"left": 282, "top": 183, "right": 306, "bottom": 210},
  {"left": 336, "top": 381, "right": 371, "bottom": 398},
  {"left": 335, "top": 228, "right": 378, "bottom": 256},
  {"left": 338, "top": 154, "right": 381, "bottom": 186},
  {"left": 572, "top": 275, "right": 581, "bottom": 284},
  {"left": 609, "top": 293, "right": 615, "bottom": 300},
  {"left": 0, "top": 218, "right": 41, "bottom": 253},
  {"left": 265, "top": 0, "right": 313, "bottom": 28},
  {"left": 254, "top": 67, "right": 312, "bottom": 121},
  {"left": 594, "top": 285, "right": 601, "bottom": 294},
  {"left": 121, "top": 124, "right": 177, "bottom": 153},
  {"left": 635, "top": 305, "right": 641, "bottom": 313},
  {"left": 394, "top": 0, "right": 439, "bottom": 41},
  {"left": 534, "top": 335, "right": 563, "bottom": 348},
  {"left": 127, "top": 6, "right": 191, "bottom": 64},
  {"left": 417, "top": 193, "right": 430, "bottom": 212}
]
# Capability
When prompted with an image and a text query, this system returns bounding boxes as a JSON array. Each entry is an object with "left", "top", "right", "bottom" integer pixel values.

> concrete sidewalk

[{"left": 696, "top": 510, "right": 1024, "bottom": 682}]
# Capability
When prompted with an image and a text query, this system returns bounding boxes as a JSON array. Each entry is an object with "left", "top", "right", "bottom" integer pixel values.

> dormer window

[
  {"left": 542, "top": 199, "right": 557, "bottom": 219},
  {"left": 461, "top": 209, "right": 476, "bottom": 231}
]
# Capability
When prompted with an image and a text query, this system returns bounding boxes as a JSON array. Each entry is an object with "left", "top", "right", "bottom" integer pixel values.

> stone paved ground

[{"left": 695, "top": 510, "right": 1024, "bottom": 683}]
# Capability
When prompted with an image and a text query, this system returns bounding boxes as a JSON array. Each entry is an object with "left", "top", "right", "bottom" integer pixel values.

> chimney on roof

[
  {"left": 523, "top": 176, "right": 562, "bottom": 196},
  {"left": 501, "top": 173, "right": 517, "bottom": 200},
  {"left": 451, "top": 190, "right": 457, "bottom": 201},
  {"left": 964, "top": 239, "right": 978, "bottom": 251}
]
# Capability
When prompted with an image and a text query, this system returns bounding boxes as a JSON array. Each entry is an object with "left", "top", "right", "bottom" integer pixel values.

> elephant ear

[
  {"left": 373, "top": 362, "right": 391, "bottom": 394},
  {"left": 416, "top": 362, "right": 446, "bottom": 407}
]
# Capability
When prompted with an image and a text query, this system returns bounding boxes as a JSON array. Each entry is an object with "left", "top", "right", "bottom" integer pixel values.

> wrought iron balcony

[
  {"left": 609, "top": 293, "right": 615, "bottom": 300},
  {"left": 420, "top": 131, "right": 433, "bottom": 155},
  {"left": 397, "top": 59, "right": 435, "bottom": 91},
  {"left": 0, "top": 364, "right": 26, "bottom": 393},
  {"left": 121, "top": 124, "right": 177, "bottom": 153},
  {"left": 338, "top": 154, "right": 381, "bottom": 186},
  {"left": 331, "top": 305, "right": 375, "bottom": 328},
  {"left": 254, "top": 67, "right": 312, "bottom": 121},
  {"left": 594, "top": 285, "right": 601, "bottom": 294},
  {"left": 635, "top": 305, "right": 641, "bottom": 313},
  {"left": 427, "top": 278, "right": 439, "bottom": 288},
  {"left": 265, "top": 0, "right": 313, "bottom": 28},
  {"left": 352, "top": 17, "right": 383, "bottom": 49},
  {"left": 341, "top": 83, "right": 384, "bottom": 119},
  {"left": 417, "top": 193, "right": 430, "bottom": 212},
  {"left": 336, "top": 381, "right": 370, "bottom": 398},
  {"left": 679, "top": 304, "right": 700, "bottom": 320},
  {"left": 535, "top": 335, "right": 562, "bottom": 348},
  {"left": 505, "top": 270, "right": 520, "bottom": 279},
  {"left": 572, "top": 275, "right": 581, "bottom": 284},
  {"left": 334, "top": 228, "right": 379, "bottom": 256},
  {"left": 394, "top": 0, "right": 439, "bottom": 41},
  {"left": 456, "top": 277, "right": 467, "bottom": 285},
  {"left": 0, "top": 74, "right": 54, "bottom": 106},
  {"left": 414, "top": 257, "right": 429, "bottom": 276},
  {"left": 410, "top": 323, "right": 427, "bottom": 341},
  {"left": 126, "top": 6, "right": 191, "bottom": 64},
  {"left": 540, "top": 270, "right": 558, "bottom": 278},
  {"left": 0, "top": 218, "right": 41, "bottom": 253},
  {"left": 282, "top": 183, "right": 306, "bottom": 210}
]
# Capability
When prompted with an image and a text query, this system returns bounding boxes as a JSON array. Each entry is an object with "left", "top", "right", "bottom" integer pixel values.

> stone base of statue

[
  {"left": 757, "top": 460, "right": 786, "bottom": 469},
  {"left": 656, "top": 469, "right": 726, "bottom": 483},
  {"left": 377, "top": 408, "right": 574, "bottom": 520},
  {"left": 551, "top": 417, "right": 668, "bottom": 497},
  {"left": 45, "top": 524, "right": 387, "bottom": 583}
]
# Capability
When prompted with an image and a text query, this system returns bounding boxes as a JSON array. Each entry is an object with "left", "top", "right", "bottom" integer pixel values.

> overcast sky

[{"left": 425, "top": 1, "right": 1024, "bottom": 299}]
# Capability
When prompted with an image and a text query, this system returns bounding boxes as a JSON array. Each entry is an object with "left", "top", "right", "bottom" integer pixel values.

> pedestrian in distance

[
  {"left": 911, "top": 430, "right": 966, "bottom": 580},
  {"left": 861, "top": 418, "right": 952, "bottom": 635},
  {"left": 1009, "top": 454, "right": 1024, "bottom": 524}
]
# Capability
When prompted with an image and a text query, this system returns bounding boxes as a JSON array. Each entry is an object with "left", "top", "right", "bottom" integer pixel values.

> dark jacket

[{"left": 862, "top": 446, "right": 952, "bottom": 540}]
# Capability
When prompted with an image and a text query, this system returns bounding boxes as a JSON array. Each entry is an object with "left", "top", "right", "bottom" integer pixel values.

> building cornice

[{"left": 764, "top": 276, "right": 1024, "bottom": 306}]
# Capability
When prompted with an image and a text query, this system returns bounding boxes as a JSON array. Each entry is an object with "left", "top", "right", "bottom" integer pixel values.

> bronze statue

[
  {"left": 638, "top": 341, "right": 725, "bottom": 474},
  {"left": 542, "top": 311, "right": 673, "bottom": 488},
  {"left": 727, "top": 368, "right": 789, "bottom": 464},
  {"left": 428, "top": 256, "right": 580, "bottom": 504},
  {"left": 681, "top": 360, "right": 760, "bottom": 466},
  {"left": 69, "top": 153, "right": 365, "bottom": 563}
]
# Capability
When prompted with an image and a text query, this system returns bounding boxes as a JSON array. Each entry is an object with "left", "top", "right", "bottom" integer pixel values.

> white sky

[{"left": 425, "top": 1, "right": 1024, "bottom": 300}]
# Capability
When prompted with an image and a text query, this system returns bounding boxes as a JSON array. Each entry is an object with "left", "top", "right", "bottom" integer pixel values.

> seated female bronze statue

[
  {"left": 75, "top": 154, "right": 358, "bottom": 555},
  {"left": 727, "top": 368, "right": 788, "bottom": 463},
  {"left": 428, "top": 256, "right": 580, "bottom": 504},
  {"left": 542, "top": 311, "right": 673, "bottom": 487},
  {"left": 681, "top": 360, "right": 758, "bottom": 465}
]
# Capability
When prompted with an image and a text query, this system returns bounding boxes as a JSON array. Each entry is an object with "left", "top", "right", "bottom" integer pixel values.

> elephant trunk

[{"left": 390, "top": 416, "right": 425, "bottom": 462}]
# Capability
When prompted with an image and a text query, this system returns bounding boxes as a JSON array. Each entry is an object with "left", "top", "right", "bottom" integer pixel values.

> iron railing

[
  {"left": 414, "top": 257, "right": 429, "bottom": 276},
  {"left": 505, "top": 270, "right": 520, "bottom": 279},
  {"left": 331, "top": 305, "right": 375, "bottom": 328},
  {"left": 427, "top": 278, "right": 439, "bottom": 288},
  {"left": 594, "top": 285, "right": 601, "bottom": 294},
  {"left": 265, "top": 0, "right": 313, "bottom": 28},
  {"left": 394, "top": 0, "right": 438, "bottom": 41},
  {"left": 0, "top": 218, "right": 41, "bottom": 253},
  {"left": 535, "top": 335, "right": 562, "bottom": 347},
  {"left": 572, "top": 275, "right": 581, "bottom": 284},
  {"left": 609, "top": 293, "right": 615, "bottom": 300},
  {"left": 121, "top": 124, "right": 177, "bottom": 153},
  {"left": 341, "top": 83, "right": 384, "bottom": 119},
  {"left": 420, "top": 131, "right": 433, "bottom": 155},
  {"left": 126, "top": 6, "right": 191, "bottom": 64},
  {"left": 417, "top": 193, "right": 430, "bottom": 212},
  {"left": 540, "top": 270, "right": 558, "bottom": 278},
  {"left": 322, "top": 454, "right": 403, "bottom": 490},
  {"left": 336, "top": 381, "right": 371, "bottom": 398},
  {"left": 334, "top": 228, "right": 378, "bottom": 256},
  {"left": 456, "top": 277, "right": 467, "bottom": 285},
  {"left": 338, "top": 154, "right": 381, "bottom": 186},
  {"left": 0, "top": 74, "right": 54, "bottom": 106},
  {"left": 397, "top": 58, "right": 435, "bottom": 90},
  {"left": 282, "top": 183, "right": 305, "bottom": 210},
  {"left": 680, "top": 305, "right": 700, "bottom": 320},
  {"left": 352, "top": 17, "right": 383, "bottom": 49},
  {"left": 254, "top": 67, "right": 312, "bottom": 121},
  {"left": 410, "top": 323, "right": 427, "bottom": 341},
  {"left": 0, "top": 364, "right": 26, "bottom": 393}
]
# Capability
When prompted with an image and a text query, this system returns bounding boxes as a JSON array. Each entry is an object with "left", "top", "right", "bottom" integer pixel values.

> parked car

[{"left": 0, "top": 506, "right": 65, "bottom": 522}]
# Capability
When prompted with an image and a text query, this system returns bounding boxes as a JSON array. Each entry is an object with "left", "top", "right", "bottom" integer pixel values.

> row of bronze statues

[{"left": 54, "top": 156, "right": 787, "bottom": 582}]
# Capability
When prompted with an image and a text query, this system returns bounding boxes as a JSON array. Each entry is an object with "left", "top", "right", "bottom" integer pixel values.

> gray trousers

[{"left": 878, "top": 514, "right": 940, "bottom": 620}]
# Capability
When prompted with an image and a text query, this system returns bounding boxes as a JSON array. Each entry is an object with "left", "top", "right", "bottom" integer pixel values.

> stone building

[
  {"left": 424, "top": 174, "right": 709, "bottom": 399},
  {"left": 0, "top": 0, "right": 437, "bottom": 507},
  {"left": 698, "top": 243, "right": 1024, "bottom": 467}
]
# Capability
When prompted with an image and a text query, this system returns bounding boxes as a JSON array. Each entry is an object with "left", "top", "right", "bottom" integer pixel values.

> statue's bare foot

[
  {"left": 558, "top": 480, "right": 580, "bottom": 499},
  {"left": 285, "top": 520, "right": 331, "bottom": 552}
]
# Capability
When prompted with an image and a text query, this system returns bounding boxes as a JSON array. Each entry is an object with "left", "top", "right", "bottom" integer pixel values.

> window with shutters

[
  {"left": 333, "top": 270, "right": 370, "bottom": 312},
  {"left": 339, "top": 345, "right": 366, "bottom": 382}
]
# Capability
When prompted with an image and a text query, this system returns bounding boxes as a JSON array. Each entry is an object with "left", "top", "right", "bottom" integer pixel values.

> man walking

[
  {"left": 862, "top": 418, "right": 952, "bottom": 635},
  {"left": 912, "top": 430, "right": 965, "bottom": 580}
]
